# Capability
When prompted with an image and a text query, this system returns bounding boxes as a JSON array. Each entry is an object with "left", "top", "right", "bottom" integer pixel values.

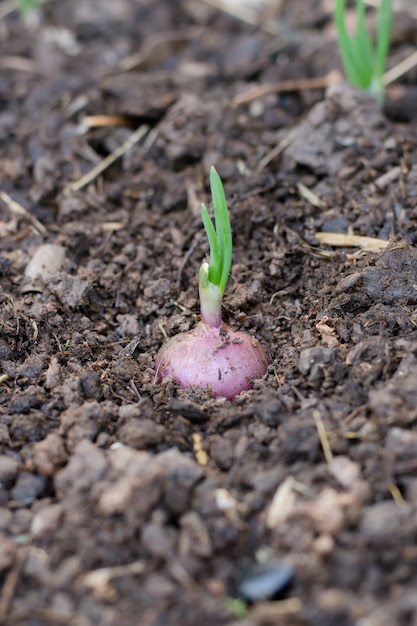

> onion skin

[{"left": 155, "top": 321, "right": 268, "bottom": 400}]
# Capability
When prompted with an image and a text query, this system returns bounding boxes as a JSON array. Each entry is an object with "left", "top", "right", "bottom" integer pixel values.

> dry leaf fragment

[
  {"left": 303, "top": 488, "right": 358, "bottom": 535},
  {"left": 315, "top": 232, "right": 389, "bottom": 251},
  {"left": 329, "top": 455, "right": 361, "bottom": 489},
  {"left": 297, "top": 182, "right": 325, "bottom": 209},
  {"left": 21, "top": 244, "right": 66, "bottom": 294},
  {"left": 266, "top": 476, "right": 296, "bottom": 528}
]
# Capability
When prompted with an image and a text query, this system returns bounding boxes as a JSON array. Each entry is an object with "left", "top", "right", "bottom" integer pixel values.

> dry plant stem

[
  {"left": 313, "top": 410, "right": 333, "bottom": 465},
  {"left": 0, "top": 56, "right": 44, "bottom": 73},
  {"left": 374, "top": 165, "right": 401, "bottom": 189},
  {"left": 199, "top": 0, "right": 281, "bottom": 35},
  {"left": 251, "top": 598, "right": 303, "bottom": 622},
  {"left": 297, "top": 182, "right": 325, "bottom": 209},
  {"left": 388, "top": 483, "right": 407, "bottom": 506},
  {"left": 315, "top": 232, "right": 389, "bottom": 250},
  {"left": 65, "top": 124, "right": 149, "bottom": 192},
  {"left": 23, "top": 608, "right": 76, "bottom": 624},
  {"left": 0, "top": 546, "right": 28, "bottom": 622},
  {"left": 117, "top": 30, "right": 202, "bottom": 72},
  {"left": 383, "top": 49, "right": 417, "bottom": 86},
  {"left": 82, "top": 115, "right": 136, "bottom": 129},
  {"left": 255, "top": 134, "right": 293, "bottom": 174},
  {"left": 231, "top": 70, "right": 341, "bottom": 108},
  {"left": 0, "top": 190, "right": 46, "bottom": 234},
  {"left": 81, "top": 560, "right": 147, "bottom": 591}
]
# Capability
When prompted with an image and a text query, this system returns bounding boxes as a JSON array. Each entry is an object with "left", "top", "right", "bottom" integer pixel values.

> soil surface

[{"left": 1, "top": 1, "right": 417, "bottom": 625}]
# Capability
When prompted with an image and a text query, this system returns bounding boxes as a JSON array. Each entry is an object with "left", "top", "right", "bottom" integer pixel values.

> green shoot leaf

[
  {"left": 355, "top": 0, "right": 374, "bottom": 85},
  {"left": 16, "top": 0, "right": 39, "bottom": 15},
  {"left": 201, "top": 203, "right": 221, "bottom": 288},
  {"left": 199, "top": 167, "right": 232, "bottom": 327},
  {"left": 201, "top": 167, "right": 232, "bottom": 295},
  {"left": 334, "top": 0, "right": 392, "bottom": 104},
  {"left": 374, "top": 0, "right": 392, "bottom": 88}
]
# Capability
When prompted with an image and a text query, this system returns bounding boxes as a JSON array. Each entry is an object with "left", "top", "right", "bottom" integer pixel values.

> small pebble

[
  {"left": 237, "top": 560, "right": 294, "bottom": 602},
  {"left": 0, "top": 455, "right": 20, "bottom": 486},
  {"left": 312, "top": 533, "right": 335, "bottom": 556},
  {"left": 0, "top": 532, "right": 17, "bottom": 572},
  {"left": 31, "top": 504, "right": 63, "bottom": 538},
  {"left": 329, "top": 455, "right": 360, "bottom": 489},
  {"left": 10, "top": 472, "right": 47, "bottom": 504},
  {"left": 118, "top": 418, "right": 165, "bottom": 449}
]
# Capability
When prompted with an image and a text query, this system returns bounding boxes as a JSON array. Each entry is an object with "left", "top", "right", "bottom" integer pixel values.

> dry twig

[
  {"left": 255, "top": 134, "right": 293, "bottom": 174},
  {"left": 231, "top": 70, "right": 341, "bottom": 108},
  {"left": 315, "top": 232, "right": 389, "bottom": 251},
  {"left": 65, "top": 124, "right": 149, "bottom": 193},
  {"left": 0, "top": 546, "right": 29, "bottom": 624},
  {"left": 313, "top": 410, "right": 333, "bottom": 466},
  {"left": 200, "top": 0, "right": 281, "bottom": 34},
  {"left": 383, "top": 49, "right": 417, "bottom": 86},
  {"left": 0, "top": 191, "right": 47, "bottom": 235}
]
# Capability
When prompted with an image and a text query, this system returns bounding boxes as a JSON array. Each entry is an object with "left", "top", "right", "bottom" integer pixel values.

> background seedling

[
  {"left": 334, "top": 0, "right": 392, "bottom": 104},
  {"left": 16, "top": 0, "right": 39, "bottom": 15}
]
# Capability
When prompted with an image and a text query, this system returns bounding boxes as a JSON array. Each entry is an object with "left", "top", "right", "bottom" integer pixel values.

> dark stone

[
  {"left": 169, "top": 399, "right": 209, "bottom": 424},
  {"left": 0, "top": 456, "right": 20, "bottom": 487},
  {"left": 118, "top": 418, "right": 165, "bottom": 449},
  {"left": 9, "top": 388, "right": 45, "bottom": 414},
  {"left": 17, "top": 356, "right": 47, "bottom": 383},
  {"left": 361, "top": 247, "right": 417, "bottom": 305},
  {"left": 141, "top": 522, "right": 176, "bottom": 559},
  {"left": 79, "top": 371, "right": 103, "bottom": 400},
  {"left": 0, "top": 340, "right": 12, "bottom": 359},
  {"left": 237, "top": 560, "right": 294, "bottom": 602},
  {"left": 11, "top": 472, "right": 48, "bottom": 504}
]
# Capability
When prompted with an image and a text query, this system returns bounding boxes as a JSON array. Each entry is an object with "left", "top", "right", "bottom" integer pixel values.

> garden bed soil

[{"left": 1, "top": 1, "right": 417, "bottom": 624}]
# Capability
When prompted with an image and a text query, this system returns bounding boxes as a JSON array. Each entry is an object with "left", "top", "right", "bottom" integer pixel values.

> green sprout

[
  {"left": 199, "top": 167, "right": 232, "bottom": 328},
  {"left": 224, "top": 597, "right": 248, "bottom": 619},
  {"left": 155, "top": 168, "right": 268, "bottom": 398},
  {"left": 15, "top": 0, "right": 39, "bottom": 15},
  {"left": 334, "top": 0, "right": 392, "bottom": 105}
]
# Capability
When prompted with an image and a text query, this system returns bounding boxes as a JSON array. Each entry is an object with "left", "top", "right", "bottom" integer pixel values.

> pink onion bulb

[{"left": 155, "top": 320, "right": 268, "bottom": 400}]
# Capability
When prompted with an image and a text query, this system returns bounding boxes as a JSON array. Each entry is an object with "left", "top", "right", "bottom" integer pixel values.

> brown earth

[{"left": 1, "top": 1, "right": 417, "bottom": 625}]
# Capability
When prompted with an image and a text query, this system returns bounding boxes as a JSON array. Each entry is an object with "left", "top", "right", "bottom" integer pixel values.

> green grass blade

[
  {"left": 201, "top": 203, "right": 221, "bottom": 287},
  {"left": 209, "top": 167, "right": 232, "bottom": 295},
  {"left": 374, "top": 0, "right": 392, "bottom": 80},
  {"left": 351, "top": 34, "right": 373, "bottom": 87},
  {"left": 355, "top": 0, "right": 374, "bottom": 86},
  {"left": 334, "top": 0, "right": 393, "bottom": 92},
  {"left": 16, "top": 0, "right": 38, "bottom": 14},
  {"left": 334, "top": 0, "right": 364, "bottom": 87}
]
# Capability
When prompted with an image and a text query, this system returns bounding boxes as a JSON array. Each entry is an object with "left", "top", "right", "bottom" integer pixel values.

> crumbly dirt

[{"left": 1, "top": 1, "right": 417, "bottom": 625}]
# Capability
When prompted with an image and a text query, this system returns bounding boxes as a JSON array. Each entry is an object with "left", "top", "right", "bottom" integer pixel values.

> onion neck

[{"left": 199, "top": 262, "right": 222, "bottom": 328}]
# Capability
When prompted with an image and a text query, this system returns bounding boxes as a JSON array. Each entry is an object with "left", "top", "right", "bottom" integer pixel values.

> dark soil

[{"left": 1, "top": 1, "right": 417, "bottom": 624}]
